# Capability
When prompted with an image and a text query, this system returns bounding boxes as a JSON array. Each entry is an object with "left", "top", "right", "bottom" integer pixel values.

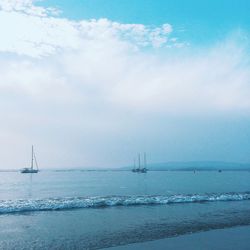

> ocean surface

[{"left": 0, "top": 170, "right": 250, "bottom": 249}]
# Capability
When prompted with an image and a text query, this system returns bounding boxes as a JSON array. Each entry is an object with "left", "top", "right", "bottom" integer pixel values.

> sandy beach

[{"left": 108, "top": 225, "right": 250, "bottom": 250}]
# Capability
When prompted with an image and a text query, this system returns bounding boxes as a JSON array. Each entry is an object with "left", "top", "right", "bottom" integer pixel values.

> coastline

[{"left": 108, "top": 225, "right": 250, "bottom": 250}]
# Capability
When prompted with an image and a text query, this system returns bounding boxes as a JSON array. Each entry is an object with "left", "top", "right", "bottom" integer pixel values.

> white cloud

[
  {"left": 0, "top": 0, "right": 59, "bottom": 16},
  {"left": 0, "top": 0, "right": 174, "bottom": 57},
  {"left": 0, "top": 1, "right": 248, "bottom": 115}
]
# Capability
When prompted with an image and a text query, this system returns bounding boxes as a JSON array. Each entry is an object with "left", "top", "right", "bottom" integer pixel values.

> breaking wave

[{"left": 1, "top": 192, "right": 250, "bottom": 214}]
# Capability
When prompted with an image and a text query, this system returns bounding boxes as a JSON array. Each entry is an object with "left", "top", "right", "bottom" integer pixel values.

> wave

[{"left": 1, "top": 192, "right": 250, "bottom": 214}]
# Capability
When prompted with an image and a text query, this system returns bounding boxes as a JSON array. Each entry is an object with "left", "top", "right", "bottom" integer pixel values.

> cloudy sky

[{"left": 0, "top": 0, "right": 250, "bottom": 169}]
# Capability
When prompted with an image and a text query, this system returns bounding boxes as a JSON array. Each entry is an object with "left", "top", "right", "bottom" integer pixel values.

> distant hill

[{"left": 123, "top": 161, "right": 250, "bottom": 171}]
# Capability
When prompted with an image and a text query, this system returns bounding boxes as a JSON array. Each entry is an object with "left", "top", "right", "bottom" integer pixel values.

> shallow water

[{"left": 0, "top": 170, "right": 250, "bottom": 249}]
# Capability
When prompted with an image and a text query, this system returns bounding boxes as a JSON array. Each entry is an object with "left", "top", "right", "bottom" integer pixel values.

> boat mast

[
  {"left": 144, "top": 152, "right": 147, "bottom": 169},
  {"left": 138, "top": 153, "right": 141, "bottom": 170},
  {"left": 31, "top": 145, "right": 34, "bottom": 170}
]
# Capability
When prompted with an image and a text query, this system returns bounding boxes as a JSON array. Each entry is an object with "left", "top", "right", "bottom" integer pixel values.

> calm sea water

[{"left": 0, "top": 170, "right": 250, "bottom": 249}]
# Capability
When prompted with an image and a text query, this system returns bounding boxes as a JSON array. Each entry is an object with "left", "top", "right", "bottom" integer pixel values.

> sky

[{"left": 0, "top": 0, "right": 250, "bottom": 169}]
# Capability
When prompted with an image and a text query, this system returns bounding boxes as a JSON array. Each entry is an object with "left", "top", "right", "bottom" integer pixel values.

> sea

[{"left": 0, "top": 170, "right": 250, "bottom": 249}]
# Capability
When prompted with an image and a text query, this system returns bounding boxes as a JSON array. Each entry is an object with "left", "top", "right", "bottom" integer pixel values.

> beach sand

[{"left": 108, "top": 225, "right": 250, "bottom": 250}]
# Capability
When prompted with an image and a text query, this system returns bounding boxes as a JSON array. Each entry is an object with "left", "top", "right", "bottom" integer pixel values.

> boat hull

[
  {"left": 21, "top": 169, "right": 39, "bottom": 174},
  {"left": 132, "top": 168, "right": 148, "bottom": 173}
]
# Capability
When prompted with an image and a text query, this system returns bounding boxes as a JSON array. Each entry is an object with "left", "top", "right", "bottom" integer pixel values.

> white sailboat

[{"left": 21, "top": 145, "right": 39, "bottom": 174}]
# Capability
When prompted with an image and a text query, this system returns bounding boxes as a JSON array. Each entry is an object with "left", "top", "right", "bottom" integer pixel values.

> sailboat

[
  {"left": 21, "top": 145, "right": 39, "bottom": 173},
  {"left": 132, "top": 153, "right": 148, "bottom": 173}
]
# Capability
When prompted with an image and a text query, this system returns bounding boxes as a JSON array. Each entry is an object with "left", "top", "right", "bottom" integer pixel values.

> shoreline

[{"left": 107, "top": 225, "right": 250, "bottom": 250}]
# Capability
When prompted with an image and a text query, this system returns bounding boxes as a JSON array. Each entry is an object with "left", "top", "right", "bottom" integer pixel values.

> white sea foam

[{"left": 0, "top": 192, "right": 249, "bottom": 214}]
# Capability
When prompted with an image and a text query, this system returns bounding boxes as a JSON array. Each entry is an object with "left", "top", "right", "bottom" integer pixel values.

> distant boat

[
  {"left": 132, "top": 153, "right": 148, "bottom": 173},
  {"left": 21, "top": 145, "right": 39, "bottom": 174}
]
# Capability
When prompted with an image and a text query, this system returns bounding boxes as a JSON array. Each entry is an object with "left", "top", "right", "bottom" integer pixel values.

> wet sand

[{"left": 108, "top": 225, "right": 250, "bottom": 250}]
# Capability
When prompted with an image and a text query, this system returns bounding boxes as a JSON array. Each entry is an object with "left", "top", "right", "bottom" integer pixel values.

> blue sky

[
  {"left": 40, "top": 0, "right": 250, "bottom": 45},
  {"left": 0, "top": 0, "right": 249, "bottom": 168}
]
